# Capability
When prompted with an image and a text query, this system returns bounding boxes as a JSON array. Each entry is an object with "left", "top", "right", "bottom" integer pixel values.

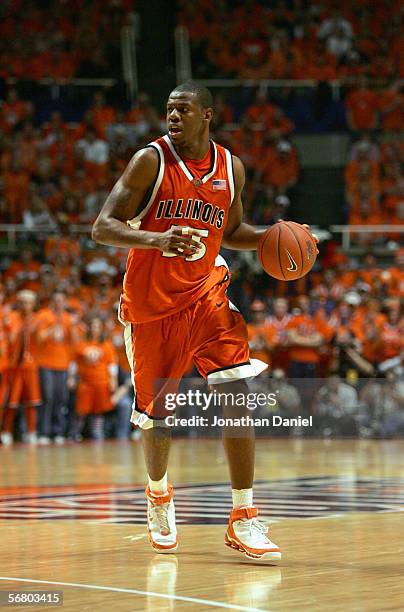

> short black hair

[{"left": 170, "top": 81, "right": 213, "bottom": 109}]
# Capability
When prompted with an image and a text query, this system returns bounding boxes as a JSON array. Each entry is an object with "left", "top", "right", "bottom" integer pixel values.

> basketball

[{"left": 258, "top": 221, "right": 318, "bottom": 281}]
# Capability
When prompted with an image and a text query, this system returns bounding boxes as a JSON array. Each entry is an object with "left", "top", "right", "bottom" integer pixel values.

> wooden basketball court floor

[{"left": 0, "top": 438, "right": 403, "bottom": 611}]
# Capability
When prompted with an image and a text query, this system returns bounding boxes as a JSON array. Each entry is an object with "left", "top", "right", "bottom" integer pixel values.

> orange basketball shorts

[
  {"left": 121, "top": 277, "right": 267, "bottom": 429},
  {"left": 75, "top": 381, "right": 112, "bottom": 416}
]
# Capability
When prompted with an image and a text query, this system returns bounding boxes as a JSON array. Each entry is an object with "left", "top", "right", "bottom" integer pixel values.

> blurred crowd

[
  {"left": 0, "top": 255, "right": 135, "bottom": 446},
  {"left": 0, "top": 88, "right": 163, "bottom": 225},
  {"left": 345, "top": 133, "right": 404, "bottom": 239},
  {"left": 0, "top": 0, "right": 135, "bottom": 80},
  {"left": 1, "top": 82, "right": 402, "bottom": 233},
  {"left": 178, "top": 0, "right": 403, "bottom": 82},
  {"left": 0, "top": 240, "right": 403, "bottom": 444},
  {"left": 0, "top": 84, "right": 301, "bottom": 230}
]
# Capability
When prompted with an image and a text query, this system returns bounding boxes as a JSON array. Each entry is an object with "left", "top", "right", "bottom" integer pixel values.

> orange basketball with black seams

[{"left": 258, "top": 220, "right": 318, "bottom": 281}]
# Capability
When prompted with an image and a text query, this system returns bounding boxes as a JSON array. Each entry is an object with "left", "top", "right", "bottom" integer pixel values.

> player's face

[{"left": 166, "top": 93, "right": 210, "bottom": 145}]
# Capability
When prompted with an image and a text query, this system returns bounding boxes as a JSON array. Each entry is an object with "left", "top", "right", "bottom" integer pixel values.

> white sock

[
  {"left": 232, "top": 488, "right": 253, "bottom": 509},
  {"left": 148, "top": 473, "right": 168, "bottom": 495}
]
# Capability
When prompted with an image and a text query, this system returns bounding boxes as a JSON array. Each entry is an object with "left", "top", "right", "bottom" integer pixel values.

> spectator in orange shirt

[
  {"left": 239, "top": 55, "right": 270, "bottom": 80},
  {"left": 306, "top": 55, "right": 337, "bottom": 81},
  {"left": 345, "top": 163, "right": 381, "bottom": 204},
  {"left": 267, "top": 42, "right": 289, "bottom": 79},
  {"left": 368, "top": 51, "right": 396, "bottom": 82},
  {"left": 345, "top": 157, "right": 380, "bottom": 187},
  {"left": 0, "top": 87, "right": 30, "bottom": 133},
  {"left": 36, "top": 265, "right": 57, "bottom": 306},
  {"left": 356, "top": 254, "right": 382, "bottom": 288},
  {"left": 110, "top": 318, "right": 135, "bottom": 439},
  {"left": 243, "top": 90, "right": 277, "bottom": 128},
  {"left": 348, "top": 200, "right": 384, "bottom": 245},
  {"left": 90, "top": 91, "right": 116, "bottom": 139},
  {"left": 388, "top": 249, "right": 404, "bottom": 297},
  {"left": 232, "top": 126, "right": 263, "bottom": 178},
  {"left": 379, "top": 307, "right": 404, "bottom": 363},
  {"left": 378, "top": 82, "right": 404, "bottom": 132},
  {"left": 0, "top": 290, "right": 41, "bottom": 446},
  {"left": 287, "top": 295, "right": 324, "bottom": 377},
  {"left": 266, "top": 108, "right": 294, "bottom": 139},
  {"left": 247, "top": 300, "right": 275, "bottom": 368},
  {"left": 381, "top": 136, "right": 404, "bottom": 166},
  {"left": 36, "top": 292, "right": 73, "bottom": 444},
  {"left": 69, "top": 317, "right": 118, "bottom": 440},
  {"left": 45, "top": 47, "right": 76, "bottom": 80},
  {"left": 260, "top": 140, "right": 299, "bottom": 192},
  {"left": 382, "top": 163, "right": 403, "bottom": 198},
  {"left": 210, "top": 94, "right": 234, "bottom": 131},
  {"left": 389, "top": 199, "right": 404, "bottom": 240},
  {"left": 0, "top": 286, "right": 9, "bottom": 420},
  {"left": 42, "top": 111, "right": 69, "bottom": 140},
  {"left": 4, "top": 247, "right": 40, "bottom": 288},
  {"left": 126, "top": 92, "right": 158, "bottom": 129},
  {"left": 345, "top": 77, "right": 379, "bottom": 131},
  {"left": 238, "top": 27, "right": 268, "bottom": 74},
  {"left": 355, "top": 319, "right": 383, "bottom": 367},
  {"left": 86, "top": 273, "right": 116, "bottom": 315},
  {"left": 44, "top": 230, "right": 81, "bottom": 263},
  {"left": 266, "top": 297, "right": 293, "bottom": 372},
  {"left": 3, "top": 159, "right": 30, "bottom": 221},
  {"left": 352, "top": 297, "right": 387, "bottom": 341},
  {"left": 16, "top": 122, "right": 41, "bottom": 175}
]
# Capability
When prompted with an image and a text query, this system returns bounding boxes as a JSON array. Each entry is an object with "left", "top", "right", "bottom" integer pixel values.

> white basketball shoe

[
  {"left": 145, "top": 484, "right": 178, "bottom": 553},
  {"left": 225, "top": 506, "right": 281, "bottom": 563}
]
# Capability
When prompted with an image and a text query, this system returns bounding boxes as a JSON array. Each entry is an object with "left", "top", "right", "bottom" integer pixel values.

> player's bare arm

[
  {"left": 221, "top": 155, "right": 266, "bottom": 251},
  {"left": 92, "top": 147, "right": 200, "bottom": 257}
]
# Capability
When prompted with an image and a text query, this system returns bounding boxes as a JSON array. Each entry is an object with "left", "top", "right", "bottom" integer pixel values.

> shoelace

[
  {"left": 151, "top": 503, "right": 171, "bottom": 534},
  {"left": 244, "top": 517, "right": 270, "bottom": 540}
]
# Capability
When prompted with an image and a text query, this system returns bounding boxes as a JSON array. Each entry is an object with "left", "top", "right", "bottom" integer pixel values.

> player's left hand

[
  {"left": 302, "top": 224, "right": 319, "bottom": 254},
  {"left": 302, "top": 223, "right": 319, "bottom": 245}
]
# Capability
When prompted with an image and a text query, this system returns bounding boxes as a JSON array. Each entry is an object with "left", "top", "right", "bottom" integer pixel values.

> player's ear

[{"left": 203, "top": 108, "right": 213, "bottom": 123}]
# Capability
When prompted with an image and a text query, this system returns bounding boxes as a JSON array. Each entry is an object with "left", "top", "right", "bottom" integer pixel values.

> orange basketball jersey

[{"left": 120, "top": 135, "right": 235, "bottom": 323}]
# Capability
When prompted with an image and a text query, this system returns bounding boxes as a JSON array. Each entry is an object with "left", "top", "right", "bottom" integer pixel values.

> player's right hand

[{"left": 155, "top": 227, "right": 203, "bottom": 258}]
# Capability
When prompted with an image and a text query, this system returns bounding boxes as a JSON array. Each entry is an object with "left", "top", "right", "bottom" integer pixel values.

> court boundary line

[{"left": 0, "top": 576, "right": 271, "bottom": 612}]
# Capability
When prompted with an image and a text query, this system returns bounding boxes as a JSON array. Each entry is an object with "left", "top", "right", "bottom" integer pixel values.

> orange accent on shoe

[
  {"left": 230, "top": 506, "right": 258, "bottom": 521},
  {"left": 145, "top": 483, "right": 174, "bottom": 505}
]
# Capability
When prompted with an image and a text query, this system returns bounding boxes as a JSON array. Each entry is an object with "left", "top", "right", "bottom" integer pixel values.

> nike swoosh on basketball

[{"left": 286, "top": 250, "right": 298, "bottom": 272}]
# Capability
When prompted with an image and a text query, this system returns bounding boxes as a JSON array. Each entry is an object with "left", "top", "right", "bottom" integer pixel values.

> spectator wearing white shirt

[
  {"left": 349, "top": 135, "right": 380, "bottom": 163},
  {"left": 318, "top": 9, "right": 353, "bottom": 40},
  {"left": 76, "top": 129, "right": 109, "bottom": 165},
  {"left": 326, "top": 26, "right": 352, "bottom": 61},
  {"left": 83, "top": 181, "right": 110, "bottom": 222},
  {"left": 315, "top": 374, "right": 359, "bottom": 435},
  {"left": 23, "top": 196, "right": 57, "bottom": 231}
]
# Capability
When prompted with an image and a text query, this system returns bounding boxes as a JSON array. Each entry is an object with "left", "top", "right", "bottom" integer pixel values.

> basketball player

[{"left": 93, "top": 82, "right": 315, "bottom": 562}]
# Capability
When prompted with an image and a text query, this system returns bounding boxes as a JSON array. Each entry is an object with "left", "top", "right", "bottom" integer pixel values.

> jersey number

[{"left": 162, "top": 226, "right": 209, "bottom": 262}]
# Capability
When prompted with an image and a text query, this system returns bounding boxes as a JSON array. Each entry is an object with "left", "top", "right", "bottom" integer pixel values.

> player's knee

[{"left": 211, "top": 379, "right": 251, "bottom": 418}]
